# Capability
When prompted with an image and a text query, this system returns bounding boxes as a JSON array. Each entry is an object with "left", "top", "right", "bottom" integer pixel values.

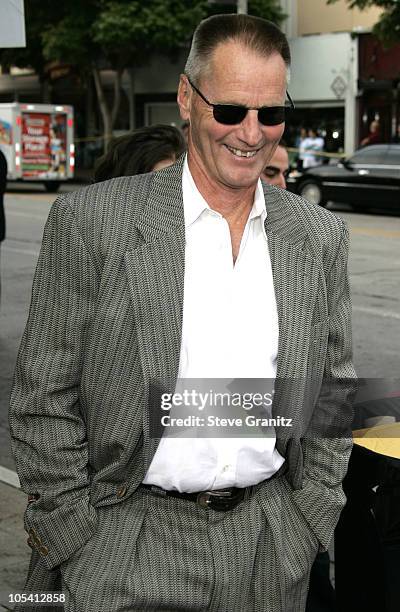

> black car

[{"left": 287, "top": 144, "right": 400, "bottom": 211}]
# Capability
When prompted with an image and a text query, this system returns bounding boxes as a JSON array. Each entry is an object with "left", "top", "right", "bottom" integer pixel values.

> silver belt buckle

[
  {"left": 197, "top": 489, "right": 233, "bottom": 508},
  {"left": 197, "top": 491, "right": 212, "bottom": 508}
]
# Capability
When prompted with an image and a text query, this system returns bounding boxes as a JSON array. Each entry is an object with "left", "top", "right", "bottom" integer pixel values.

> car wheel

[{"left": 298, "top": 179, "right": 326, "bottom": 207}]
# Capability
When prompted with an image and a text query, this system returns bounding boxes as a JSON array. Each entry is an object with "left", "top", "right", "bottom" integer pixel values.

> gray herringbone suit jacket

[{"left": 9, "top": 155, "right": 355, "bottom": 609}]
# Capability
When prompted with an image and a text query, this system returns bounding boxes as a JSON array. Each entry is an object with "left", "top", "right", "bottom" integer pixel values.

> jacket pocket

[{"left": 256, "top": 476, "right": 319, "bottom": 593}]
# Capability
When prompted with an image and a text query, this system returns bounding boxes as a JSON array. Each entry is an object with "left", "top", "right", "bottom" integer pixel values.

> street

[{"left": 0, "top": 184, "right": 399, "bottom": 471}]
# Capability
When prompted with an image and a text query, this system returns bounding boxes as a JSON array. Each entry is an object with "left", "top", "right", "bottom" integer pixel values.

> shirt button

[{"left": 116, "top": 485, "right": 127, "bottom": 498}]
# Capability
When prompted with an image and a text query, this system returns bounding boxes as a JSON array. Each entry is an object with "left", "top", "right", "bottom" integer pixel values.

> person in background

[
  {"left": 93, "top": 124, "right": 186, "bottom": 182},
  {"left": 296, "top": 127, "right": 308, "bottom": 170},
  {"left": 0, "top": 147, "right": 7, "bottom": 302},
  {"left": 261, "top": 140, "right": 290, "bottom": 188},
  {"left": 296, "top": 126, "right": 307, "bottom": 148},
  {"left": 300, "top": 128, "right": 324, "bottom": 169},
  {"left": 360, "top": 119, "right": 381, "bottom": 147}
]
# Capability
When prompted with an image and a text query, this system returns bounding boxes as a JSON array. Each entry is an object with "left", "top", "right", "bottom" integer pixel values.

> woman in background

[{"left": 93, "top": 124, "right": 186, "bottom": 182}]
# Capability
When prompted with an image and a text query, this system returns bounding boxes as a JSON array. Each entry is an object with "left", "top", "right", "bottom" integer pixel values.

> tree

[
  {"left": 40, "top": 1, "right": 208, "bottom": 149},
  {"left": 327, "top": 0, "right": 400, "bottom": 46},
  {"left": 43, "top": 0, "right": 285, "bottom": 148},
  {"left": 1, "top": 0, "right": 286, "bottom": 149}
]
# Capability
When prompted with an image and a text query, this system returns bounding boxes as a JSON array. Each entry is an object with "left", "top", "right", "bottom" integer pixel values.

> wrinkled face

[
  {"left": 261, "top": 145, "right": 289, "bottom": 189},
  {"left": 177, "top": 41, "right": 287, "bottom": 192}
]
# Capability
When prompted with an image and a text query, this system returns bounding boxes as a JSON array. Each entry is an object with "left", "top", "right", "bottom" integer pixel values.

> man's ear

[{"left": 177, "top": 74, "right": 191, "bottom": 121}]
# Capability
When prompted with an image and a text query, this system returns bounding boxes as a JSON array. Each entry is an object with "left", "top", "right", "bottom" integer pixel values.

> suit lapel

[
  {"left": 124, "top": 158, "right": 185, "bottom": 470},
  {"left": 124, "top": 171, "right": 322, "bottom": 471}
]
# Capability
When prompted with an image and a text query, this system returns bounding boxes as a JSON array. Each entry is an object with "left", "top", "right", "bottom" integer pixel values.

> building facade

[
  {"left": 279, "top": 0, "right": 383, "bottom": 155},
  {"left": 357, "top": 33, "right": 400, "bottom": 144}
]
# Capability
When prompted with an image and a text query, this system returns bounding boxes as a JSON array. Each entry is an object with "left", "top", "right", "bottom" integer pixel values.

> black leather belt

[{"left": 140, "top": 483, "right": 247, "bottom": 511}]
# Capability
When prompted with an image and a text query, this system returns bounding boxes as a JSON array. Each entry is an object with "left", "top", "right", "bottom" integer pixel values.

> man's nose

[{"left": 238, "top": 109, "right": 263, "bottom": 146}]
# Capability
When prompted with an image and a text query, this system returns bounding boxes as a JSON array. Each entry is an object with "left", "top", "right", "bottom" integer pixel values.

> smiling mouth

[{"left": 225, "top": 145, "right": 261, "bottom": 158}]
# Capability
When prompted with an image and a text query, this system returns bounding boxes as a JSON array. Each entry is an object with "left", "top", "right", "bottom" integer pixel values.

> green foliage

[
  {"left": 91, "top": 0, "right": 207, "bottom": 67},
  {"left": 327, "top": 0, "right": 400, "bottom": 46},
  {"left": 0, "top": 1, "right": 208, "bottom": 74},
  {"left": 32, "top": 0, "right": 209, "bottom": 72},
  {"left": 0, "top": 0, "right": 287, "bottom": 136},
  {"left": 373, "top": 2, "right": 400, "bottom": 45},
  {"left": 42, "top": 14, "right": 97, "bottom": 69},
  {"left": 1, "top": 0, "right": 286, "bottom": 76}
]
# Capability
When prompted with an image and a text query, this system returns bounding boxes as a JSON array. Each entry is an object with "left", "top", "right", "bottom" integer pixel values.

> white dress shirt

[{"left": 143, "top": 157, "right": 284, "bottom": 492}]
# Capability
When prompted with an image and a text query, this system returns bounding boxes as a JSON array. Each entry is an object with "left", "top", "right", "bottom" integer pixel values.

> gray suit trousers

[{"left": 25, "top": 474, "right": 318, "bottom": 612}]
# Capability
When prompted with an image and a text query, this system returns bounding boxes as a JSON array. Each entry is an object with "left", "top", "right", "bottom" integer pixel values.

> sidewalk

[{"left": 0, "top": 481, "right": 30, "bottom": 611}]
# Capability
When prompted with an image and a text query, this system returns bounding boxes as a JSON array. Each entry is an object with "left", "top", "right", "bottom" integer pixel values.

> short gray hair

[{"left": 184, "top": 14, "right": 291, "bottom": 86}]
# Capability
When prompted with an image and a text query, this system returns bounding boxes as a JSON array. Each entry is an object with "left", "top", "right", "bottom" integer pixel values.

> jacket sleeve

[
  {"left": 292, "top": 222, "right": 356, "bottom": 551},
  {"left": 9, "top": 196, "right": 100, "bottom": 570}
]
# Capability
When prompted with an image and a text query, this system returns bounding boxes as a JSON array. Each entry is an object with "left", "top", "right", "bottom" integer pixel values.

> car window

[
  {"left": 386, "top": 147, "right": 400, "bottom": 165},
  {"left": 350, "top": 146, "right": 389, "bottom": 165}
]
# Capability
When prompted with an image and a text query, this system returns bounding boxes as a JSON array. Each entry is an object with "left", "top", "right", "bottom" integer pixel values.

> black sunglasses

[{"left": 186, "top": 75, "right": 294, "bottom": 126}]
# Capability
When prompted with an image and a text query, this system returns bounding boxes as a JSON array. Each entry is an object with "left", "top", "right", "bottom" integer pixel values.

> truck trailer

[{"left": 0, "top": 102, "right": 74, "bottom": 192}]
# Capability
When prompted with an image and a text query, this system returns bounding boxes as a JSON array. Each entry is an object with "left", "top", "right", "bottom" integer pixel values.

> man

[
  {"left": 360, "top": 119, "right": 381, "bottom": 147},
  {"left": 10, "top": 14, "right": 355, "bottom": 612},
  {"left": 261, "top": 140, "right": 290, "bottom": 188},
  {"left": 300, "top": 128, "right": 324, "bottom": 168}
]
